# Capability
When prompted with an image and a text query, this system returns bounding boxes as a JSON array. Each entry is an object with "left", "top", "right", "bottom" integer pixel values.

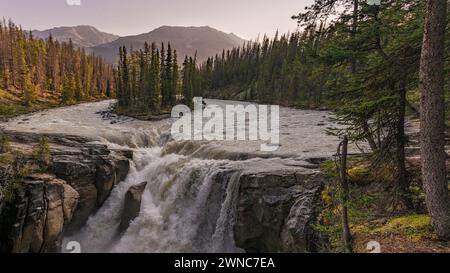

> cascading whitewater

[
  {"left": 65, "top": 147, "right": 242, "bottom": 253},
  {"left": 2, "top": 99, "right": 343, "bottom": 253}
]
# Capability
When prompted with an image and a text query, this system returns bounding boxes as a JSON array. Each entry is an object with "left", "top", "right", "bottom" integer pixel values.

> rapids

[{"left": 1, "top": 99, "right": 352, "bottom": 253}]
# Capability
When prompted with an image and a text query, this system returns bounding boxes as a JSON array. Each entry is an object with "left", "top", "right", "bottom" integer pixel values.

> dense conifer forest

[
  {"left": 115, "top": 42, "right": 199, "bottom": 116},
  {"left": 0, "top": 20, "right": 115, "bottom": 117}
]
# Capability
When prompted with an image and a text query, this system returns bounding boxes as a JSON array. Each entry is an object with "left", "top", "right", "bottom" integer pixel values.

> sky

[{"left": 0, "top": 0, "right": 314, "bottom": 40}]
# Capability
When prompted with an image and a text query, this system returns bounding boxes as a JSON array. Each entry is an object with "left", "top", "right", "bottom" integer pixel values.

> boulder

[{"left": 118, "top": 182, "right": 147, "bottom": 234}]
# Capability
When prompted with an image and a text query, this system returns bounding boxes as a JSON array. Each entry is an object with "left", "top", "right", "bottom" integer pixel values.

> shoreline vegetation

[{"left": 0, "top": 88, "right": 109, "bottom": 122}]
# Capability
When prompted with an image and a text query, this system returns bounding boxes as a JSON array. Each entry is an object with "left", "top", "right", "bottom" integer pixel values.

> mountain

[
  {"left": 32, "top": 25, "right": 119, "bottom": 48},
  {"left": 89, "top": 26, "right": 246, "bottom": 64}
]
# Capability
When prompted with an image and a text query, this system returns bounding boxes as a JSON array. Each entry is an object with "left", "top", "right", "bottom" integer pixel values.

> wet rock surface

[{"left": 118, "top": 182, "right": 147, "bottom": 234}]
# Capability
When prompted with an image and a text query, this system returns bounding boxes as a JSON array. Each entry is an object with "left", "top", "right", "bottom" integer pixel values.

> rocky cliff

[
  {"left": 0, "top": 131, "right": 131, "bottom": 252},
  {"left": 234, "top": 169, "right": 324, "bottom": 253}
]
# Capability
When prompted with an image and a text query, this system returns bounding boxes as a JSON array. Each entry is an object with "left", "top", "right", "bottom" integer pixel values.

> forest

[
  {"left": 0, "top": 20, "right": 115, "bottom": 117},
  {"left": 115, "top": 42, "right": 199, "bottom": 116}
]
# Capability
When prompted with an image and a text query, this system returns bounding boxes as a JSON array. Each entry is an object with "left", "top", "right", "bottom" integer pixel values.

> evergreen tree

[
  {"left": 23, "top": 69, "right": 35, "bottom": 106},
  {"left": 171, "top": 49, "right": 178, "bottom": 105},
  {"left": 182, "top": 56, "right": 193, "bottom": 106},
  {"left": 61, "top": 73, "right": 75, "bottom": 104}
]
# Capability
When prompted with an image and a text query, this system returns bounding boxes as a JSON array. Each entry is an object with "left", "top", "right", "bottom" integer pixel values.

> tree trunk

[
  {"left": 396, "top": 82, "right": 409, "bottom": 199},
  {"left": 419, "top": 0, "right": 450, "bottom": 240},
  {"left": 339, "top": 136, "right": 352, "bottom": 252}
]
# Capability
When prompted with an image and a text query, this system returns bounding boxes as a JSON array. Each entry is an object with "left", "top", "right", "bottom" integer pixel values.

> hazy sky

[{"left": 0, "top": 0, "right": 313, "bottom": 40}]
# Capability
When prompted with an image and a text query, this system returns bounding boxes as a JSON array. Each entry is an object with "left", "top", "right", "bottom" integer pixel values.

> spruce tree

[{"left": 171, "top": 49, "right": 178, "bottom": 105}]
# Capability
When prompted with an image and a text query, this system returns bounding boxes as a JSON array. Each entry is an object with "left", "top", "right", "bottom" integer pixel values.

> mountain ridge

[
  {"left": 32, "top": 25, "right": 119, "bottom": 48},
  {"left": 33, "top": 25, "right": 246, "bottom": 64},
  {"left": 88, "top": 25, "right": 246, "bottom": 64}
]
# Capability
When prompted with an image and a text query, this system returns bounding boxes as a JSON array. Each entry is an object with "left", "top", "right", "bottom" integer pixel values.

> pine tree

[
  {"left": 162, "top": 43, "right": 173, "bottom": 107},
  {"left": 23, "top": 69, "right": 35, "bottom": 106},
  {"left": 120, "top": 46, "right": 130, "bottom": 107},
  {"left": 171, "top": 49, "right": 178, "bottom": 105},
  {"left": 152, "top": 49, "right": 161, "bottom": 112},
  {"left": 61, "top": 73, "right": 75, "bottom": 104},
  {"left": 160, "top": 43, "right": 167, "bottom": 107},
  {"left": 182, "top": 56, "right": 193, "bottom": 107}
]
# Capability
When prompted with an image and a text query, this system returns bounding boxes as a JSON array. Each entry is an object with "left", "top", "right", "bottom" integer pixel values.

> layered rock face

[
  {"left": 51, "top": 145, "right": 131, "bottom": 234},
  {"left": 118, "top": 182, "right": 147, "bottom": 234},
  {"left": 0, "top": 174, "right": 78, "bottom": 253},
  {"left": 234, "top": 169, "right": 324, "bottom": 253},
  {"left": 0, "top": 131, "right": 131, "bottom": 252}
]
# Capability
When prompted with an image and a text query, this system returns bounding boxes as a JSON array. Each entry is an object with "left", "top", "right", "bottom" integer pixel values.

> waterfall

[
  {"left": 1, "top": 99, "right": 341, "bottom": 253},
  {"left": 65, "top": 145, "right": 243, "bottom": 253}
]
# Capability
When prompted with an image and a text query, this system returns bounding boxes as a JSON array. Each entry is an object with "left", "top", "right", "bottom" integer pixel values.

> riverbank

[
  {"left": 0, "top": 88, "right": 110, "bottom": 122},
  {"left": 113, "top": 103, "right": 172, "bottom": 121}
]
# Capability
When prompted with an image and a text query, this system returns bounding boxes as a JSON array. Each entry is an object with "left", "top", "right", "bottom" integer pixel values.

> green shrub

[
  {"left": 0, "top": 104, "right": 28, "bottom": 116},
  {"left": 0, "top": 152, "right": 30, "bottom": 202},
  {"left": 0, "top": 134, "right": 11, "bottom": 153},
  {"left": 32, "top": 137, "right": 52, "bottom": 172}
]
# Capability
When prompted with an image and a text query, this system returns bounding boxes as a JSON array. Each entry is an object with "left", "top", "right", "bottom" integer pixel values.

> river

[{"left": 1, "top": 99, "right": 348, "bottom": 253}]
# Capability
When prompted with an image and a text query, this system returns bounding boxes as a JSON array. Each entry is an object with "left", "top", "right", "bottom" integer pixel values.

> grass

[
  {"left": 0, "top": 88, "right": 58, "bottom": 119},
  {"left": 373, "top": 215, "right": 433, "bottom": 241},
  {"left": 351, "top": 215, "right": 449, "bottom": 253}
]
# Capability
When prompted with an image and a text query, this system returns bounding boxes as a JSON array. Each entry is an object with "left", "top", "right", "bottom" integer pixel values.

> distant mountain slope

[
  {"left": 89, "top": 26, "right": 246, "bottom": 64},
  {"left": 33, "top": 25, "right": 119, "bottom": 48}
]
